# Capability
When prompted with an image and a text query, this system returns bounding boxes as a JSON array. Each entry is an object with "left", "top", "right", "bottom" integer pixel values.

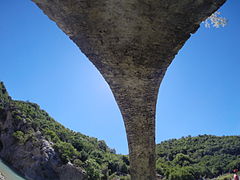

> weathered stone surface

[
  {"left": 31, "top": 0, "right": 227, "bottom": 179},
  {"left": 0, "top": 172, "right": 5, "bottom": 180}
]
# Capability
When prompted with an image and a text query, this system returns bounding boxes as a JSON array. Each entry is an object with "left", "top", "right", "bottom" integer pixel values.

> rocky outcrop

[
  {"left": 0, "top": 172, "right": 5, "bottom": 180},
  {"left": 0, "top": 82, "right": 86, "bottom": 180},
  {"left": 31, "top": 1, "right": 227, "bottom": 179}
]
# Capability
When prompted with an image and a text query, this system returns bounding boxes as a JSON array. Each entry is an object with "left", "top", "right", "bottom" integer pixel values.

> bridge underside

[{"left": 32, "top": 0, "right": 226, "bottom": 179}]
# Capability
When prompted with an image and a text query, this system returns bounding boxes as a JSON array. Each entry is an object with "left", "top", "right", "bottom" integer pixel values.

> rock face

[
  {"left": 0, "top": 172, "right": 5, "bottom": 180},
  {"left": 31, "top": 1, "right": 227, "bottom": 179},
  {"left": 0, "top": 83, "right": 86, "bottom": 180}
]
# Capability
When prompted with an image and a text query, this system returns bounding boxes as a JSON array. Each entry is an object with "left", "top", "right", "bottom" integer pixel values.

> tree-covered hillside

[
  {"left": 11, "top": 100, "right": 130, "bottom": 179},
  {"left": 0, "top": 82, "right": 130, "bottom": 180},
  {"left": 156, "top": 135, "right": 240, "bottom": 179}
]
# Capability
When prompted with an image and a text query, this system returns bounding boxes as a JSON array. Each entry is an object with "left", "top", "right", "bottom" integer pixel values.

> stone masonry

[{"left": 31, "top": 1, "right": 226, "bottom": 179}]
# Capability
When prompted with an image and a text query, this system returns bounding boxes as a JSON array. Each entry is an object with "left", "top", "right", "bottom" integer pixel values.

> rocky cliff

[
  {"left": 0, "top": 172, "right": 5, "bottom": 180},
  {"left": 0, "top": 82, "right": 86, "bottom": 180}
]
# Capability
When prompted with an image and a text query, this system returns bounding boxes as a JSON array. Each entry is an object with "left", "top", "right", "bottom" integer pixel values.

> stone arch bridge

[{"left": 31, "top": 0, "right": 226, "bottom": 179}]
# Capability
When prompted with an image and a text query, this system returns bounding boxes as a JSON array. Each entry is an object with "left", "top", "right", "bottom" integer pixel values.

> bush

[
  {"left": 84, "top": 158, "right": 102, "bottom": 180},
  {"left": 226, "top": 159, "right": 240, "bottom": 172},
  {"left": 168, "top": 167, "right": 195, "bottom": 180},
  {"left": 54, "top": 142, "right": 80, "bottom": 163},
  {"left": 12, "top": 131, "right": 27, "bottom": 144},
  {"left": 119, "top": 163, "right": 128, "bottom": 174},
  {"left": 98, "top": 140, "right": 108, "bottom": 152},
  {"left": 173, "top": 153, "right": 194, "bottom": 167},
  {"left": 73, "top": 159, "right": 83, "bottom": 167},
  {"left": 79, "top": 150, "right": 89, "bottom": 162},
  {"left": 43, "top": 129, "right": 60, "bottom": 143},
  {"left": 216, "top": 173, "right": 233, "bottom": 180},
  {"left": 121, "top": 155, "right": 129, "bottom": 165}
]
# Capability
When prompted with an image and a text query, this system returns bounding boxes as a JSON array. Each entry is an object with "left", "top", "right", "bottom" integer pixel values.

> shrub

[
  {"left": 216, "top": 173, "right": 233, "bottom": 180},
  {"left": 12, "top": 131, "right": 27, "bottom": 144},
  {"left": 84, "top": 158, "right": 102, "bottom": 180},
  {"left": 43, "top": 129, "right": 60, "bottom": 143},
  {"left": 73, "top": 159, "right": 83, "bottom": 167},
  {"left": 168, "top": 167, "right": 195, "bottom": 180},
  {"left": 54, "top": 141, "right": 80, "bottom": 163},
  {"left": 173, "top": 153, "right": 194, "bottom": 167}
]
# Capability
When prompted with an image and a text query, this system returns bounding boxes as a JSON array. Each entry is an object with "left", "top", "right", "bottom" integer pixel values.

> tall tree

[{"left": 31, "top": 0, "right": 227, "bottom": 179}]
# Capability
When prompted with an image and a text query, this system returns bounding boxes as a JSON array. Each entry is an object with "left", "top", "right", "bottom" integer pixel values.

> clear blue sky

[{"left": 0, "top": 1, "right": 239, "bottom": 155}]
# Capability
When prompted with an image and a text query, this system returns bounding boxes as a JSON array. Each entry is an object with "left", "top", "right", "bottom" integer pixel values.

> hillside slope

[
  {"left": 0, "top": 82, "right": 129, "bottom": 180},
  {"left": 156, "top": 135, "right": 240, "bottom": 179}
]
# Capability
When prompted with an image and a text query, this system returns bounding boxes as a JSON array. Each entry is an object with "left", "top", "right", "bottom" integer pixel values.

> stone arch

[{"left": 31, "top": 0, "right": 227, "bottom": 179}]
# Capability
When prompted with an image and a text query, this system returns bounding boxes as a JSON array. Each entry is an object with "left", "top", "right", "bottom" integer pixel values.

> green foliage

[
  {"left": 53, "top": 141, "right": 80, "bottom": 163},
  {"left": 0, "top": 82, "right": 10, "bottom": 108},
  {"left": 216, "top": 173, "right": 233, "bottom": 180},
  {"left": 168, "top": 167, "right": 195, "bottom": 180},
  {"left": 98, "top": 140, "right": 108, "bottom": 151},
  {"left": 84, "top": 158, "right": 102, "bottom": 180},
  {"left": 226, "top": 159, "right": 240, "bottom": 171},
  {"left": 43, "top": 129, "right": 60, "bottom": 143},
  {"left": 73, "top": 159, "right": 83, "bottom": 167},
  {"left": 156, "top": 135, "right": 240, "bottom": 179},
  {"left": 172, "top": 153, "right": 194, "bottom": 166},
  {"left": 12, "top": 131, "right": 27, "bottom": 144},
  {"left": 121, "top": 155, "right": 129, "bottom": 166},
  {"left": 79, "top": 150, "right": 89, "bottom": 162}
]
